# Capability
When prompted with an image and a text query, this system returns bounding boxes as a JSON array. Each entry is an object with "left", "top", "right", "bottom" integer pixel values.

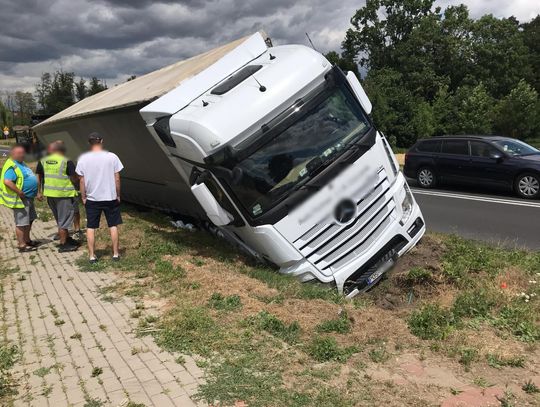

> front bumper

[{"left": 278, "top": 174, "right": 425, "bottom": 295}]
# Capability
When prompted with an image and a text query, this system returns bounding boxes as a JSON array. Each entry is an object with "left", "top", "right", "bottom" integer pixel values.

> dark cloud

[{"left": 0, "top": 0, "right": 538, "bottom": 91}]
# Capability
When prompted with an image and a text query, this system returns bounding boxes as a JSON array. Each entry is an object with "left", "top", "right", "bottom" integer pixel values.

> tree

[
  {"left": 87, "top": 77, "right": 107, "bottom": 96},
  {"left": 493, "top": 80, "right": 540, "bottom": 140},
  {"left": 75, "top": 78, "right": 87, "bottom": 101},
  {"left": 13, "top": 91, "right": 36, "bottom": 125},
  {"left": 334, "top": 1, "right": 538, "bottom": 147},
  {"left": 36, "top": 73, "right": 52, "bottom": 112},
  {"left": 522, "top": 16, "right": 540, "bottom": 92},
  {"left": 324, "top": 51, "right": 359, "bottom": 77},
  {"left": 455, "top": 83, "right": 494, "bottom": 134}
]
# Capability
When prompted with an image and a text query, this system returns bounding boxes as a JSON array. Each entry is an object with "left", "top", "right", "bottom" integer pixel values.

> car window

[
  {"left": 469, "top": 141, "right": 500, "bottom": 158},
  {"left": 442, "top": 140, "right": 468, "bottom": 155},
  {"left": 416, "top": 140, "right": 441, "bottom": 153}
]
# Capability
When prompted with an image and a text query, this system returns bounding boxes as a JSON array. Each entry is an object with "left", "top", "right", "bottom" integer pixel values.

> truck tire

[
  {"left": 514, "top": 172, "right": 540, "bottom": 199},
  {"left": 417, "top": 167, "right": 437, "bottom": 189}
]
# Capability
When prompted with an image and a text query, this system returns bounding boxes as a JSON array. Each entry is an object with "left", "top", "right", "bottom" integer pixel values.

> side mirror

[
  {"left": 346, "top": 71, "right": 372, "bottom": 115},
  {"left": 191, "top": 183, "right": 233, "bottom": 226},
  {"left": 489, "top": 152, "right": 504, "bottom": 162}
]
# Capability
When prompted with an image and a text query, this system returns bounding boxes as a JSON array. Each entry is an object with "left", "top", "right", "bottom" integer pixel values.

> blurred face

[{"left": 11, "top": 147, "right": 25, "bottom": 162}]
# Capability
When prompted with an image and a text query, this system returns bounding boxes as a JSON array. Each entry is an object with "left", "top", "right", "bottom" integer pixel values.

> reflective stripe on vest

[
  {"left": 41, "top": 154, "right": 78, "bottom": 198},
  {"left": 0, "top": 158, "right": 25, "bottom": 209}
]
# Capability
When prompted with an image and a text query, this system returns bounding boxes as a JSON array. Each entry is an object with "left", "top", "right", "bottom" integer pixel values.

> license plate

[{"left": 367, "top": 258, "right": 394, "bottom": 284}]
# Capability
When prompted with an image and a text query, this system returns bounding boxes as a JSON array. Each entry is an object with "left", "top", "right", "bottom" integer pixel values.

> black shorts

[{"left": 85, "top": 200, "right": 122, "bottom": 229}]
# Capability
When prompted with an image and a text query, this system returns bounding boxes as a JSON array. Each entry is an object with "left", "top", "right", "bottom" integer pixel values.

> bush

[{"left": 408, "top": 304, "right": 456, "bottom": 340}]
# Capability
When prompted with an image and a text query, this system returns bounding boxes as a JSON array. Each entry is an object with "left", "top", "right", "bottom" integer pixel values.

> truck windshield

[{"left": 220, "top": 75, "right": 372, "bottom": 218}]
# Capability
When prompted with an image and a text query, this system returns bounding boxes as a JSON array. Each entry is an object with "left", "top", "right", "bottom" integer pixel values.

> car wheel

[
  {"left": 417, "top": 167, "right": 437, "bottom": 188},
  {"left": 514, "top": 173, "right": 540, "bottom": 199}
]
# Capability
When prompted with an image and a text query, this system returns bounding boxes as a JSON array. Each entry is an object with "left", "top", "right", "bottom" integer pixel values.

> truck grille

[{"left": 292, "top": 169, "right": 395, "bottom": 274}]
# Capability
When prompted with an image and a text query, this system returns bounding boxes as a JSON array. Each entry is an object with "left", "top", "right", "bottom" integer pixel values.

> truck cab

[{"left": 140, "top": 33, "right": 425, "bottom": 297}]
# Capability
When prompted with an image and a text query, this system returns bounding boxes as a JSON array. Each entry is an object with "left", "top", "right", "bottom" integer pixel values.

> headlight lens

[{"left": 400, "top": 185, "right": 413, "bottom": 225}]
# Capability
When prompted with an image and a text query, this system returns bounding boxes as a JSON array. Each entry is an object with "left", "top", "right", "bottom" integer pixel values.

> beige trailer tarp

[{"left": 35, "top": 31, "right": 268, "bottom": 128}]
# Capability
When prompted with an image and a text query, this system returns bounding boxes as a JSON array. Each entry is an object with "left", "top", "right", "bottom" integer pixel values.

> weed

[
  {"left": 91, "top": 367, "right": 103, "bottom": 377},
  {"left": 33, "top": 366, "right": 53, "bottom": 378},
  {"left": 54, "top": 319, "right": 65, "bottom": 326},
  {"left": 405, "top": 267, "right": 433, "bottom": 284},
  {"left": 457, "top": 348, "right": 478, "bottom": 371},
  {"left": 98, "top": 324, "right": 107, "bottom": 331},
  {"left": 522, "top": 380, "right": 539, "bottom": 394},
  {"left": 408, "top": 304, "right": 456, "bottom": 340},
  {"left": 496, "top": 390, "right": 515, "bottom": 407},
  {"left": 130, "top": 310, "right": 142, "bottom": 319},
  {"left": 175, "top": 355, "right": 186, "bottom": 365},
  {"left": 315, "top": 313, "right": 351, "bottom": 334},
  {"left": 486, "top": 354, "right": 525, "bottom": 369},
  {"left": 70, "top": 333, "right": 82, "bottom": 340},
  {"left": 83, "top": 397, "right": 104, "bottom": 407},
  {"left": 306, "top": 336, "right": 357, "bottom": 362},
  {"left": 473, "top": 377, "right": 491, "bottom": 388},
  {"left": 208, "top": 293, "right": 242, "bottom": 311},
  {"left": 253, "top": 311, "right": 300, "bottom": 344},
  {"left": 126, "top": 402, "right": 146, "bottom": 407},
  {"left": 154, "top": 307, "right": 220, "bottom": 356},
  {"left": 452, "top": 289, "right": 497, "bottom": 319},
  {"left": 369, "top": 344, "right": 390, "bottom": 363},
  {"left": 493, "top": 302, "right": 540, "bottom": 342},
  {"left": 154, "top": 259, "right": 185, "bottom": 283}
]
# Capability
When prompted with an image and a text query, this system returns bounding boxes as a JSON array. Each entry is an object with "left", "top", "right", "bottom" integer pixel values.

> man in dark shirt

[{"left": 36, "top": 141, "right": 80, "bottom": 252}]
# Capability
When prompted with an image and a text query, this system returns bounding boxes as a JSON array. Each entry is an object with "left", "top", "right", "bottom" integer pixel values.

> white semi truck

[{"left": 35, "top": 32, "right": 425, "bottom": 297}]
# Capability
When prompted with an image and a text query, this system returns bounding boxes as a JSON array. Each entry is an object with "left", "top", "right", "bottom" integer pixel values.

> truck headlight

[{"left": 400, "top": 185, "right": 413, "bottom": 225}]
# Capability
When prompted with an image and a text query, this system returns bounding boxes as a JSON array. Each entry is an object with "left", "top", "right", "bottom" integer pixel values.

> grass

[
  {"left": 486, "top": 353, "right": 525, "bottom": 369},
  {"left": 522, "top": 380, "right": 539, "bottom": 394},
  {"left": 207, "top": 293, "right": 242, "bottom": 311},
  {"left": 306, "top": 336, "right": 358, "bottom": 362},
  {"left": 408, "top": 304, "right": 456, "bottom": 340},
  {"left": 315, "top": 313, "right": 351, "bottom": 334},
  {"left": 65, "top": 206, "right": 540, "bottom": 406},
  {"left": 252, "top": 311, "right": 301, "bottom": 345}
]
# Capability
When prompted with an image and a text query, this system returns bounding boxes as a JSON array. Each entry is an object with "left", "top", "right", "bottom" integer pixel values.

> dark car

[{"left": 404, "top": 135, "right": 540, "bottom": 199}]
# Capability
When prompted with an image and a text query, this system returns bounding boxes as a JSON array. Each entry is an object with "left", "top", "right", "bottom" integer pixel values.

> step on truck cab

[{"left": 140, "top": 32, "right": 425, "bottom": 297}]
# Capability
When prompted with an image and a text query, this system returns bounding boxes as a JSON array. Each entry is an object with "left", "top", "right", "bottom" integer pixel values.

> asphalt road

[{"left": 411, "top": 182, "right": 540, "bottom": 250}]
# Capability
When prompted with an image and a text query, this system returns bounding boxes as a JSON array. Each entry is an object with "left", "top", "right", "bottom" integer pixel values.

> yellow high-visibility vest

[
  {"left": 41, "top": 153, "right": 78, "bottom": 198},
  {"left": 0, "top": 158, "right": 25, "bottom": 209}
]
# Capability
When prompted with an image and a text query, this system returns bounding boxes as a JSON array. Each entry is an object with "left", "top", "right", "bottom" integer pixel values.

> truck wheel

[
  {"left": 514, "top": 173, "right": 540, "bottom": 199},
  {"left": 417, "top": 167, "right": 437, "bottom": 188}
]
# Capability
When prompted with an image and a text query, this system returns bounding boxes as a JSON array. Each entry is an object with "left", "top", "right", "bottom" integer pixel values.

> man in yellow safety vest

[
  {"left": 0, "top": 144, "right": 39, "bottom": 252},
  {"left": 36, "top": 141, "right": 80, "bottom": 252}
]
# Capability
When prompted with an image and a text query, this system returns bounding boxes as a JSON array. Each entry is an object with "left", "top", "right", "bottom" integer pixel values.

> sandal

[
  {"left": 25, "top": 240, "right": 40, "bottom": 247},
  {"left": 18, "top": 246, "right": 37, "bottom": 253}
]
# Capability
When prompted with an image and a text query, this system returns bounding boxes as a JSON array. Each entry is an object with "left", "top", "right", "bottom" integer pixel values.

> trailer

[{"left": 34, "top": 31, "right": 425, "bottom": 296}]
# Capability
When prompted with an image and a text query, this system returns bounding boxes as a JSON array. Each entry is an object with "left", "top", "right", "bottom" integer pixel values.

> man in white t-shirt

[{"left": 76, "top": 133, "right": 124, "bottom": 263}]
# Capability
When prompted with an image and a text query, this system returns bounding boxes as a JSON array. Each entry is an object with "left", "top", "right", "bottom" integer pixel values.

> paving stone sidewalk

[{"left": 0, "top": 206, "right": 204, "bottom": 407}]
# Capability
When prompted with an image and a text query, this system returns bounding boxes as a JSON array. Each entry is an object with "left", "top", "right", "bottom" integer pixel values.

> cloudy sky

[{"left": 0, "top": 0, "right": 538, "bottom": 93}]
